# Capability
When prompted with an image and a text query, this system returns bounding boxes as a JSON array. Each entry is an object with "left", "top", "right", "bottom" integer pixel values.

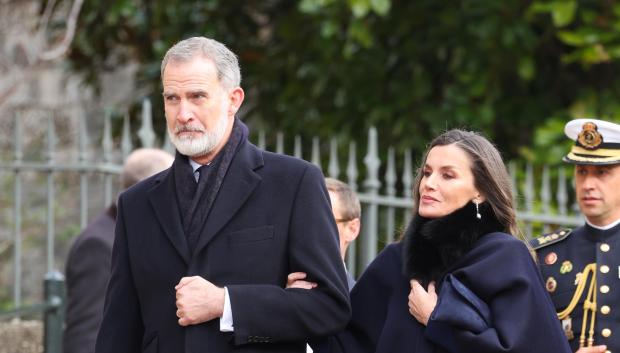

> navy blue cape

[{"left": 315, "top": 232, "right": 571, "bottom": 353}]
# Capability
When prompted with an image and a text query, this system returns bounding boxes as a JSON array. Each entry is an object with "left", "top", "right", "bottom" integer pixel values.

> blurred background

[{"left": 1, "top": 0, "right": 620, "bottom": 350}]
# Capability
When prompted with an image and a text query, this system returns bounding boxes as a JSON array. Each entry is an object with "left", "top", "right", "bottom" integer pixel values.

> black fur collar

[{"left": 402, "top": 202, "right": 504, "bottom": 285}]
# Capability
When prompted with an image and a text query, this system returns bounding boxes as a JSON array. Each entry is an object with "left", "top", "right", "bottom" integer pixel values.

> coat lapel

[
  {"left": 193, "top": 142, "right": 263, "bottom": 256},
  {"left": 148, "top": 170, "right": 191, "bottom": 265}
]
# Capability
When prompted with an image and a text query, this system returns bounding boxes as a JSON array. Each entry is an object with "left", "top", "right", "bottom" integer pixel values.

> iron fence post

[
  {"left": 44, "top": 271, "right": 65, "bottom": 353},
  {"left": 361, "top": 127, "right": 381, "bottom": 271}
]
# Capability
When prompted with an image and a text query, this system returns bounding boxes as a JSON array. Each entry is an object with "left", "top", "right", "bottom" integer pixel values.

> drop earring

[{"left": 475, "top": 200, "right": 481, "bottom": 219}]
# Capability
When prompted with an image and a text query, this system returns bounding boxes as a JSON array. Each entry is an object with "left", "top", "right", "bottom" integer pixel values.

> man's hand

[
  {"left": 175, "top": 276, "right": 225, "bottom": 326},
  {"left": 408, "top": 280, "right": 437, "bottom": 326},
  {"left": 576, "top": 346, "right": 607, "bottom": 353},
  {"left": 286, "top": 272, "right": 317, "bottom": 289}
]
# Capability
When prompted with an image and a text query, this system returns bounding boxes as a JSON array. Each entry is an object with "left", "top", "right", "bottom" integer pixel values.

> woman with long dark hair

[{"left": 290, "top": 129, "right": 570, "bottom": 353}]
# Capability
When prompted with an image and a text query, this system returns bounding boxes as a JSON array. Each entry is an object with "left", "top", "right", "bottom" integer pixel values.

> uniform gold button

[
  {"left": 601, "top": 305, "right": 611, "bottom": 315},
  {"left": 602, "top": 328, "right": 612, "bottom": 337},
  {"left": 601, "top": 285, "right": 610, "bottom": 294},
  {"left": 601, "top": 265, "right": 610, "bottom": 273},
  {"left": 601, "top": 243, "right": 610, "bottom": 252}
]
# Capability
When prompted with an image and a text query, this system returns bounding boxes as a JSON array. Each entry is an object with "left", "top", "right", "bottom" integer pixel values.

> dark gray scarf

[{"left": 171, "top": 118, "right": 248, "bottom": 252}]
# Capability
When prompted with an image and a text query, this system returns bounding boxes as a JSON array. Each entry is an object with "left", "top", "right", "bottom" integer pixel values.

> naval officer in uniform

[{"left": 532, "top": 119, "right": 620, "bottom": 353}]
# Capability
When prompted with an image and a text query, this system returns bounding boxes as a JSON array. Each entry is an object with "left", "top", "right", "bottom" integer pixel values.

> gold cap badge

[{"left": 577, "top": 122, "right": 603, "bottom": 150}]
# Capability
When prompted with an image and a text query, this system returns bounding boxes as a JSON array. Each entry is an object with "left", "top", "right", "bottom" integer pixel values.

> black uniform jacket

[
  {"left": 533, "top": 222, "right": 620, "bottom": 352},
  {"left": 317, "top": 233, "right": 571, "bottom": 353},
  {"left": 95, "top": 137, "right": 351, "bottom": 353}
]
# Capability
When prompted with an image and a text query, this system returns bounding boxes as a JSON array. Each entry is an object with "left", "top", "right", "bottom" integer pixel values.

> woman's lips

[{"left": 421, "top": 195, "right": 438, "bottom": 203}]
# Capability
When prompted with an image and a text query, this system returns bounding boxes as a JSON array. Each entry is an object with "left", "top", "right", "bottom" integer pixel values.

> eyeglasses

[{"left": 335, "top": 218, "right": 354, "bottom": 224}]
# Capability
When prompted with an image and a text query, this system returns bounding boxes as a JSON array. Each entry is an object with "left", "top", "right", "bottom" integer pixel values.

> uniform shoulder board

[{"left": 529, "top": 228, "right": 572, "bottom": 250}]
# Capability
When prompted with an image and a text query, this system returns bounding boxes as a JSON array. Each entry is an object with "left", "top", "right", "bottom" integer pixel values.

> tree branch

[
  {"left": 38, "top": 0, "right": 57, "bottom": 34},
  {"left": 39, "top": 0, "right": 84, "bottom": 61}
]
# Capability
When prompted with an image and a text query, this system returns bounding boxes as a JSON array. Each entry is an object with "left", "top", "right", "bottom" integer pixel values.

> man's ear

[
  {"left": 228, "top": 87, "right": 244, "bottom": 116},
  {"left": 346, "top": 218, "right": 361, "bottom": 242}
]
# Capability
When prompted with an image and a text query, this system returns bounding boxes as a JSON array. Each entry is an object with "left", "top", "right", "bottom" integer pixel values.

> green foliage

[
  {"left": 518, "top": 117, "right": 570, "bottom": 165},
  {"left": 56, "top": 0, "right": 620, "bottom": 161}
]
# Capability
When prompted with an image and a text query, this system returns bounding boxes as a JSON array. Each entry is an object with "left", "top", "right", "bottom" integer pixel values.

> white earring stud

[{"left": 475, "top": 200, "right": 481, "bottom": 219}]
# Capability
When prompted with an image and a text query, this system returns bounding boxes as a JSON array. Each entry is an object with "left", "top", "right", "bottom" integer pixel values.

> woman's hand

[
  {"left": 408, "top": 279, "right": 438, "bottom": 326},
  {"left": 286, "top": 272, "right": 317, "bottom": 289}
]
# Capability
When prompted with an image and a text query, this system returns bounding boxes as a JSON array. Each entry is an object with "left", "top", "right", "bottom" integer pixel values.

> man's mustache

[{"left": 174, "top": 125, "right": 205, "bottom": 133}]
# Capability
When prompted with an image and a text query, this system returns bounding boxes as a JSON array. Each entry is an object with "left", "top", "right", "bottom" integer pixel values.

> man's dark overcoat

[{"left": 95, "top": 133, "right": 350, "bottom": 353}]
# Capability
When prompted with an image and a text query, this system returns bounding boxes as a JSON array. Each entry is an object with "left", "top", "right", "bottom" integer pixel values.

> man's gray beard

[{"left": 168, "top": 114, "right": 229, "bottom": 158}]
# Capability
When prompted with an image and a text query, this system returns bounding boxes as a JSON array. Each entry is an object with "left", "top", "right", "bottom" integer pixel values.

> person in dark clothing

[
  {"left": 288, "top": 177, "right": 360, "bottom": 293},
  {"left": 531, "top": 119, "right": 620, "bottom": 353},
  {"left": 95, "top": 36, "right": 350, "bottom": 353},
  {"left": 290, "top": 129, "right": 571, "bottom": 353},
  {"left": 63, "top": 148, "right": 173, "bottom": 353}
]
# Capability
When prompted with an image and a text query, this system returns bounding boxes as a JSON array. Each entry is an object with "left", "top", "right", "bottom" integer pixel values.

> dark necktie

[
  {"left": 185, "top": 164, "right": 211, "bottom": 249},
  {"left": 196, "top": 164, "right": 208, "bottom": 184}
]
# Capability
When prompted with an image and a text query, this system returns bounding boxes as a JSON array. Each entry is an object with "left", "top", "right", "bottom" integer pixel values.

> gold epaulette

[{"left": 529, "top": 228, "right": 572, "bottom": 250}]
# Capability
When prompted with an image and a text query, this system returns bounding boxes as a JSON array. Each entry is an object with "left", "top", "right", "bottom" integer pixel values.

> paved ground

[{"left": 0, "top": 319, "right": 42, "bottom": 353}]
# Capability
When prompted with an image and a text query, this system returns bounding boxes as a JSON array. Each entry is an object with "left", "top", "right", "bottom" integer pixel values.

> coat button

[
  {"left": 601, "top": 265, "right": 610, "bottom": 273},
  {"left": 601, "top": 305, "right": 611, "bottom": 315},
  {"left": 601, "top": 285, "right": 610, "bottom": 294},
  {"left": 602, "top": 328, "right": 612, "bottom": 337},
  {"left": 601, "top": 243, "right": 610, "bottom": 252}
]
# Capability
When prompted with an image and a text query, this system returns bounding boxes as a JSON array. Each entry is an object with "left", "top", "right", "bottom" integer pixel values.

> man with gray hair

[
  {"left": 64, "top": 148, "right": 174, "bottom": 353},
  {"left": 288, "top": 178, "right": 361, "bottom": 292},
  {"left": 96, "top": 37, "right": 350, "bottom": 353},
  {"left": 325, "top": 178, "right": 361, "bottom": 266}
]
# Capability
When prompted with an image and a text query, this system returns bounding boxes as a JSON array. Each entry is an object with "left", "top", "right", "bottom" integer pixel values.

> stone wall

[{"left": 0, "top": 320, "right": 42, "bottom": 353}]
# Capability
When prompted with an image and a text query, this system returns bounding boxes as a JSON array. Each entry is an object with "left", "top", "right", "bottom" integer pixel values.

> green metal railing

[{"left": 0, "top": 271, "right": 65, "bottom": 353}]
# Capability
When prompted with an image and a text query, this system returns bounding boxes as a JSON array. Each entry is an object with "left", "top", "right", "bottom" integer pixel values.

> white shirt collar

[
  {"left": 188, "top": 158, "right": 211, "bottom": 182},
  {"left": 188, "top": 158, "right": 202, "bottom": 173},
  {"left": 586, "top": 217, "right": 620, "bottom": 230}
]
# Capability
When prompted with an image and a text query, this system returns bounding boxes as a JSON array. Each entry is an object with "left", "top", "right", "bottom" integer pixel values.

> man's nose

[
  {"left": 177, "top": 100, "right": 193, "bottom": 124},
  {"left": 581, "top": 174, "right": 596, "bottom": 190}
]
